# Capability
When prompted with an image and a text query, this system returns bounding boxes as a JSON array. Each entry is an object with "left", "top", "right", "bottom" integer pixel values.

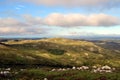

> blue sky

[{"left": 0, "top": 0, "right": 120, "bottom": 38}]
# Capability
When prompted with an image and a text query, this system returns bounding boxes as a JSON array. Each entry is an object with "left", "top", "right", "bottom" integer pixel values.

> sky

[{"left": 0, "top": 0, "right": 120, "bottom": 38}]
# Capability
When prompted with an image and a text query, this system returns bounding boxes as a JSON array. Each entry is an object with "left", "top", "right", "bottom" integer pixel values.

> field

[
  {"left": 0, "top": 38, "right": 120, "bottom": 80},
  {"left": 0, "top": 67, "right": 120, "bottom": 80}
]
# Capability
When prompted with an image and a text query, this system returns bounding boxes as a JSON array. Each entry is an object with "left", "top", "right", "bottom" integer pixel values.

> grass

[
  {"left": 0, "top": 38, "right": 120, "bottom": 80},
  {"left": 15, "top": 68, "right": 120, "bottom": 80},
  {"left": 0, "top": 38, "right": 120, "bottom": 67}
]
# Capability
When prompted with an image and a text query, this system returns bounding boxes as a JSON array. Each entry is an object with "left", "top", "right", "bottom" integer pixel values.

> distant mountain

[
  {"left": 93, "top": 41, "right": 120, "bottom": 51},
  {"left": 0, "top": 38, "right": 120, "bottom": 67}
]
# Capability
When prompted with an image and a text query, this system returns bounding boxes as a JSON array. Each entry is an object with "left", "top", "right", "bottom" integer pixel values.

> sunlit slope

[
  {"left": 0, "top": 43, "right": 60, "bottom": 66},
  {"left": 1, "top": 38, "right": 120, "bottom": 67}
]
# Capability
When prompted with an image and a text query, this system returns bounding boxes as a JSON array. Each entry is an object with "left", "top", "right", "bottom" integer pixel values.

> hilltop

[{"left": 0, "top": 38, "right": 120, "bottom": 67}]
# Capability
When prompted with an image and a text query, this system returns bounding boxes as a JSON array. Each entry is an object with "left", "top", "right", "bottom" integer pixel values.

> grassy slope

[
  {"left": 0, "top": 38, "right": 120, "bottom": 67},
  {"left": 17, "top": 68, "right": 120, "bottom": 80}
]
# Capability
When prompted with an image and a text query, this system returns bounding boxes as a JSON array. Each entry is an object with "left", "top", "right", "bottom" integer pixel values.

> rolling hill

[{"left": 0, "top": 38, "right": 120, "bottom": 67}]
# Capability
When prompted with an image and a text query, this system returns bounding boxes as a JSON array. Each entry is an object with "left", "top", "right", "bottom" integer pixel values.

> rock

[
  {"left": 44, "top": 78, "right": 48, "bottom": 80},
  {"left": 72, "top": 66, "right": 76, "bottom": 70}
]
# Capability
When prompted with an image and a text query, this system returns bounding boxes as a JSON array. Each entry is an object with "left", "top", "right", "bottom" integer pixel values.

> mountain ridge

[{"left": 0, "top": 38, "right": 120, "bottom": 67}]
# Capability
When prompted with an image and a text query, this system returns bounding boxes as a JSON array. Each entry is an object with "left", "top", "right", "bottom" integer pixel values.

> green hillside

[{"left": 0, "top": 38, "right": 120, "bottom": 67}]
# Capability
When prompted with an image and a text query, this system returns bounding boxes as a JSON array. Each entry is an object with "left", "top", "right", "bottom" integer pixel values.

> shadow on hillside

[{"left": 46, "top": 49, "right": 66, "bottom": 55}]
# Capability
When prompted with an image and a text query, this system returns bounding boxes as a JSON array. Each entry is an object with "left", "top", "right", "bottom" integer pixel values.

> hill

[{"left": 0, "top": 38, "right": 120, "bottom": 67}]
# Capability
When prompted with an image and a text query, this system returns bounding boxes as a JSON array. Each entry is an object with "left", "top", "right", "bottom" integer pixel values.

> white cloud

[
  {"left": 43, "top": 13, "right": 120, "bottom": 27},
  {"left": 0, "top": 26, "right": 44, "bottom": 35},
  {"left": 15, "top": 5, "right": 25, "bottom": 10},
  {"left": 23, "top": 14, "right": 43, "bottom": 26},
  {"left": 0, "top": 17, "right": 43, "bottom": 35},
  {"left": 23, "top": 0, "right": 120, "bottom": 9},
  {"left": 0, "top": 13, "right": 120, "bottom": 28},
  {"left": 0, "top": 27, "right": 26, "bottom": 35},
  {"left": 0, "top": 13, "right": 120, "bottom": 35},
  {"left": 0, "top": 18, "right": 28, "bottom": 27}
]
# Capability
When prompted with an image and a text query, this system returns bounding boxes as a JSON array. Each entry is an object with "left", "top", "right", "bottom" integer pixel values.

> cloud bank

[
  {"left": 0, "top": 18, "right": 43, "bottom": 35},
  {"left": 1, "top": 13, "right": 119, "bottom": 28},
  {"left": 44, "top": 13, "right": 120, "bottom": 27},
  {"left": 23, "top": 0, "right": 120, "bottom": 9},
  {"left": 0, "top": 13, "right": 120, "bottom": 35}
]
